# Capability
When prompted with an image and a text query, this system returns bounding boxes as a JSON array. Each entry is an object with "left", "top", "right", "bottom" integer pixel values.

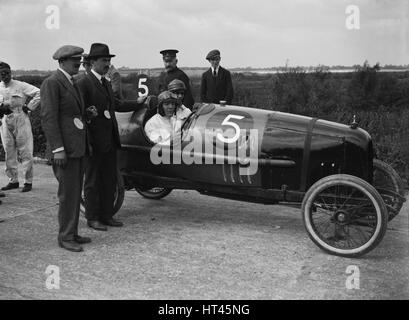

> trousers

[
  {"left": 0, "top": 113, "right": 33, "bottom": 184},
  {"left": 52, "top": 157, "right": 84, "bottom": 241},
  {"left": 84, "top": 149, "right": 117, "bottom": 221}
]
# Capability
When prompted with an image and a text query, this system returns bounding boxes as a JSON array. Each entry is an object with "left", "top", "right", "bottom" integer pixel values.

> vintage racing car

[{"left": 84, "top": 97, "right": 406, "bottom": 258}]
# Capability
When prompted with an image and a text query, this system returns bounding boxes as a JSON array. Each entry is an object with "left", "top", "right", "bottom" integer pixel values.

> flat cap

[
  {"left": 0, "top": 61, "right": 11, "bottom": 69},
  {"left": 206, "top": 49, "right": 220, "bottom": 60},
  {"left": 160, "top": 49, "right": 179, "bottom": 60},
  {"left": 53, "top": 45, "right": 84, "bottom": 60}
]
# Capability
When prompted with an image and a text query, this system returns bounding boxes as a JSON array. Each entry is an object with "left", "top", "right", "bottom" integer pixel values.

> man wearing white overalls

[{"left": 0, "top": 61, "right": 40, "bottom": 193}]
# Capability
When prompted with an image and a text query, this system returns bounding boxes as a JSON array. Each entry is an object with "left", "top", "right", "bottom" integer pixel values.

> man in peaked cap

[
  {"left": 41, "top": 44, "right": 92, "bottom": 252},
  {"left": 157, "top": 49, "right": 195, "bottom": 110},
  {"left": 76, "top": 43, "right": 146, "bottom": 231},
  {"left": 200, "top": 49, "right": 234, "bottom": 105},
  {"left": 0, "top": 60, "right": 40, "bottom": 194}
]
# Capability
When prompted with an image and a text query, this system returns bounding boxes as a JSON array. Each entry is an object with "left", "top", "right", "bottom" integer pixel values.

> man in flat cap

[
  {"left": 157, "top": 49, "right": 195, "bottom": 110},
  {"left": 40, "top": 45, "right": 91, "bottom": 252},
  {"left": 200, "top": 49, "right": 234, "bottom": 105},
  {"left": 0, "top": 61, "right": 40, "bottom": 193},
  {"left": 76, "top": 43, "right": 146, "bottom": 231}
]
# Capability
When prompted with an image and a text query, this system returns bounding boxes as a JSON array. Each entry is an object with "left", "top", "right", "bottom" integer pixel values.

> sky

[{"left": 0, "top": 0, "right": 408, "bottom": 70}]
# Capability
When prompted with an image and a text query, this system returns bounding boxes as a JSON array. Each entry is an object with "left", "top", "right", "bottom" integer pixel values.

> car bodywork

[{"left": 116, "top": 103, "right": 374, "bottom": 204}]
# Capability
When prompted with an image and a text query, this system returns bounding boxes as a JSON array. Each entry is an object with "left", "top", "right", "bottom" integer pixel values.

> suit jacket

[
  {"left": 76, "top": 71, "right": 143, "bottom": 153},
  {"left": 200, "top": 66, "right": 234, "bottom": 105},
  {"left": 157, "top": 67, "right": 195, "bottom": 109},
  {"left": 40, "top": 70, "right": 87, "bottom": 158}
]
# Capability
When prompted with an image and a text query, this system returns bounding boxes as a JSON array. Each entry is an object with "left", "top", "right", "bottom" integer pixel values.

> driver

[{"left": 145, "top": 90, "right": 191, "bottom": 145}]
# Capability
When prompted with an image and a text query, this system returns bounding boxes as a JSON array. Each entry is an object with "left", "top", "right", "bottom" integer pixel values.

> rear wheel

[
  {"left": 302, "top": 174, "right": 388, "bottom": 258},
  {"left": 135, "top": 187, "right": 172, "bottom": 200},
  {"left": 373, "top": 159, "right": 406, "bottom": 221}
]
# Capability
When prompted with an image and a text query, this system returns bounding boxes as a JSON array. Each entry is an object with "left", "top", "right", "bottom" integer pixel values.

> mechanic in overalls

[{"left": 0, "top": 61, "right": 40, "bottom": 193}]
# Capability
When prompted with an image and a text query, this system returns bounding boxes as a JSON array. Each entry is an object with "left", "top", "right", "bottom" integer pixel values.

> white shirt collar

[
  {"left": 211, "top": 66, "right": 220, "bottom": 74},
  {"left": 91, "top": 69, "right": 103, "bottom": 82},
  {"left": 58, "top": 68, "right": 73, "bottom": 84}
]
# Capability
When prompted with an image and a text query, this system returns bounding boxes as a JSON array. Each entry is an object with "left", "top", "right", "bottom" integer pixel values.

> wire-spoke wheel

[
  {"left": 135, "top": 187, "right": 172, "bottom": 200},
  {"left": 302, "top": 174, "right": 388, "bottom": 258},
  {"left": 373, "top": 159, "right": 406, "bottom": 221},
  {"left": 80, "top": 171, "right": 125, "bottom": 216}
]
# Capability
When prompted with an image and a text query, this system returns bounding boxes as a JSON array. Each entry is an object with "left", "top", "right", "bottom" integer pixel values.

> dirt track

[{"left": 0, "top": 162, "right": 408, "bottom": 299}]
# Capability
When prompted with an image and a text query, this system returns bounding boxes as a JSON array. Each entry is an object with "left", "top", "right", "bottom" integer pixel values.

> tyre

[
  {"left": 373, "top": 159, "right": 406, "bottom": 221},
  {"left": 135, "top": 187, "right": 172, "bottom": 199},
  {"left": 302, "top": 174, "right": 388, "bottom": 258},
  {"left": 80, "top": 171, "right": 125, "bottom": 216}
]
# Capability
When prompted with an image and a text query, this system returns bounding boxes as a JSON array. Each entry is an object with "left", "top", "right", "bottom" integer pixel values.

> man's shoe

[
  {"left": 102, "top": 218, "right": 123, "bottom": 227},
  {"left": 58, "top": 240, "right": 83, "bottom": 252},
  {"left": 0, "top": 192, "right": 5, "bottom": 198},
  {"left": 21, "top": 183, "right": 32, "bottom": 193},
  {"left": 1, "top": 182, "right": 19, "bottom": 191},
  {"left": 87, "top": 220, "right": 108, "bottom": 231},
  {"left": 74, "top": 235, "right": 92, "bottom": 244}
]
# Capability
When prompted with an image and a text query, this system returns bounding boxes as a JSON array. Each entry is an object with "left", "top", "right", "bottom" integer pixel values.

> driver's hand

[{"left": 53, "top": 150, "right": 67, "bottom": 169}]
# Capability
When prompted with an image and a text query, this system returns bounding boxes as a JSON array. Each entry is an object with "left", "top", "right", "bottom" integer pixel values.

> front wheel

[
  {"left": 135, "top": 187, "right": 172, "bottom": 200},
  {"left": 80, "top": 171, "right": 125, "bottom": 216},
  {"left": 302, "top": 174, "right": 388, "bottom": 258}
]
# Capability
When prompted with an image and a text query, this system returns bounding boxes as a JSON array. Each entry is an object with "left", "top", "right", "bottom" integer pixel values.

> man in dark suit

[
  {"left": 77, "top": 43, "right": 145, "bottom": 231},
  {"left": 40, "top": 45, "right": 91, "bottom": 252},
  {"left": 157, "top": 49, "right": 194, "bottom": 110},
  {"left": 200, "top": 49, "right": 234, "bottom": 105}
]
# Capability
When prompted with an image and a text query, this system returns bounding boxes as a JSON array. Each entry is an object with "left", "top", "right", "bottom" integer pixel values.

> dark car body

[{"left": 116, "top": 103, "right": 374, "bottom": 204}]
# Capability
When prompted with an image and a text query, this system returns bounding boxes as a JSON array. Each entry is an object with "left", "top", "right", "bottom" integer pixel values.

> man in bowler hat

[
  {"left": 200, "top": 49, "right": 234, "bottom": 105},
  {"left": 40, "top": 45, "right": 91, "bottom": 252},
  {"left": 76, "top": 43, "right": 146, "bottom": 231},
  {"left": 157, "top": 49, "right": 195, "bottom": 110}
]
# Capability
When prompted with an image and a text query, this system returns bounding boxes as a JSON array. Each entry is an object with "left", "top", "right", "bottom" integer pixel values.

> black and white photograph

[{"left": 0, "top": 0, "right": 408, "bottom": 305}]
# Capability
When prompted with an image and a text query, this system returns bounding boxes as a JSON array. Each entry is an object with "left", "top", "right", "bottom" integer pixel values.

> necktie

[
  {"left": 101, "top": 77, "right": 110, "bottom": 94},
  {"left": 71, "top": 77, "right": 80, "bottom": 96},
  {"left": 213, "top": 70, "right": 217, "bottom": 77}
]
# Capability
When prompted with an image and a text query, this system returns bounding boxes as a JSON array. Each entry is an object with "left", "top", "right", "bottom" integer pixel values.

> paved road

[{"left": 0, "top": 162, "right": 408, "bottom": 299}]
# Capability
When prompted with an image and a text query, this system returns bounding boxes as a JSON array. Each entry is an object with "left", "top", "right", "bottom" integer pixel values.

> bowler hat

[{"left": 88, "top": 43, "right": 116, "bottom": 59}]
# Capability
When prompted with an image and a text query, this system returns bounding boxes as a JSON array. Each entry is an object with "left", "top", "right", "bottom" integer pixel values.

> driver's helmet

[
  {"left": 167, "top": 79, "right": 186, "bottom": 93},
  {"left": 157, "top": 91, "right": 177, "bottom": 116}
]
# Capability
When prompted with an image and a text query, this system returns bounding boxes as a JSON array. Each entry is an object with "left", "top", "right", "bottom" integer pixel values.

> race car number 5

[
  {"left": 217, "top": 114, "right": 244, "bottom": 143},
  {"left": 138, "top": 78, "right": 148, "bottom": 97}
]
